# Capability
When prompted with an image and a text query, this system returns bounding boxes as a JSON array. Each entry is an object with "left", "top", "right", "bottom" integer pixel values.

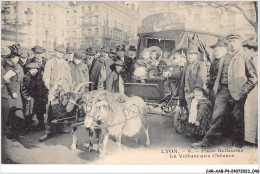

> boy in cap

[
  {"left": 69, "top": 51, "right": 90, "bottom": 91},
  {"left": 185, "top": 86, "right": 212, "bottom": 140},
  {"left": 191, "top": 33, "right": 257, "bottom": 148},
  {"left": 22, "top": 63, "right": 48, "bottom": 129}
]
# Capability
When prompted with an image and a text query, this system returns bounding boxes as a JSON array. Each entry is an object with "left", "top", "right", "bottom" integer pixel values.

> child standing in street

[{"left": 186, "top": 86, "right": 212, "bottom": 141}]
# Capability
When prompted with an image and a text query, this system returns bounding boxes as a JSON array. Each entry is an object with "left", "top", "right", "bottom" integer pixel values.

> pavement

[{"left": 1, "top": 114, "right": 258, "bottom": 164}]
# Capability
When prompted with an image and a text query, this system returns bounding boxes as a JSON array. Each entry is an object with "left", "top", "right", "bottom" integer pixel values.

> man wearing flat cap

[
  {"left": 192, "top": 33, "right": 257, "bottom": 148},
  {"left": 22, "top": 63, "right": 48, "bottom": 129},
  {"left": 41, "top": 45, "right": 72, "bottom": 141},
  {"left": 69, "top": 51, "right": 90, "bottom": 91}
]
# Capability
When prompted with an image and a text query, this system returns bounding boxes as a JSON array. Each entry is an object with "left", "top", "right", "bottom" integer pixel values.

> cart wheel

[
  {"left": 174, "top": 106, "right": 188, "bottom": 134},
  {"left": 161, "top": 100, "right": 178, "bottom": 117}
]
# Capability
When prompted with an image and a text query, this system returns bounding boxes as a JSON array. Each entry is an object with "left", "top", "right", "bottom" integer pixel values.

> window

[
  {"left": 95, "top": 5, "right": 98, "bottom": 11},
  {"left": 67, "top": 31, "right": 70, "bottom": 37},
  {"left": 42, "top": 2, "right": 45, "bottom": 6},
  {"left": 67, "top": 11, "right": 70, "bottom": 14},
  {"left": 88, "top": 5, "right": 91, "bottom": 12},
  {"left": 73, "top": 31, "right": 76, "bottom": 37},
  {"left": 82, "top": 6, "right": 85, "bottom": 12},
  {"left": 95, "top": 28, "right": 99, "bottom": 35},
  {"left": 95, "top": 40, "right": 98, "bottom": 45},
  {"left": 48, "top": 4, "right": 51, "bottom": 8},
  {"left": 81, "top": 41, "right": 85, "bottom": 45},
  {"left": 82, "top": 29, "right": 85, "bottom": 36},
  {"left": 66, "top": 20, "right": 70, "bottom": 25},
  {"left": 74, "top": 20, "right": 77, "bottom": 25},
  {"left": 88, "top": 29, "right": 92, "bottom": 35},
  {"left": 48, "top": 15, "right": 51, "bottom": 22},
  {"left": 74, "top": 10, "right": 77, "bottom": 14}
]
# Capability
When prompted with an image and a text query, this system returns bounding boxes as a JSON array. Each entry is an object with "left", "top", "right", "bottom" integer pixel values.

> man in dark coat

[
  {"left": 191, "top": 34, "right": 258, "bottom": 148},
  {"left": 27, "top": 46, "right": 47, "bottom": 74},
  {"left": 207, "top": 39, "right": 228, "bottom": 106},
  {"left": 179, "top": 44, "right": 207, "bottom": 110},
  {"left": 21, "top": 63, "right": 48, "bottom": 129},
  {"left": 116, "top": 45, "right": 136, "bottom": 82},
  {"left": 69, "top": 51, "right": 90, "bottom": 91},
  {"left": 89, "top": 48, "right": 114, "bottom": 90}
]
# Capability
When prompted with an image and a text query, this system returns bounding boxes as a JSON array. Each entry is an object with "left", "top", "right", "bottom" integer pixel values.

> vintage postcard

[{"left": 1, "top": 0, "right": 259, "bottom": 171}]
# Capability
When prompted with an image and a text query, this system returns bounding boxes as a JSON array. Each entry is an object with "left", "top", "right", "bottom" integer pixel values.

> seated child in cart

[
  {"left": 133, "top": 49, "right": 159, "bottom": 82},
  {"left": 185, "top": 86, "right": 212, "bottom": 140}
]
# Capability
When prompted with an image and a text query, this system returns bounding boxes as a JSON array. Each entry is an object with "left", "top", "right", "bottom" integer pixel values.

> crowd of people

[{"left": 1, "top": 32, "right": 258, "bottom": 149}]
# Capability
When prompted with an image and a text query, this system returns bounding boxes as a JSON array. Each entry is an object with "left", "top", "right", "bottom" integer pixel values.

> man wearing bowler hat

[
  {"left": 29, "top": 46, "right": 46, "bottom": 73},
  {"left": 179, "top": 42, "right": 207, "bottom": 110},
  {"left": 191, "top": 33, "right": 257, "bottom": 148}
]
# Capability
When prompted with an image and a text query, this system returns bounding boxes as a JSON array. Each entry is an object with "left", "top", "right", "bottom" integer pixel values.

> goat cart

[{"left": 133, "top": 12, "right": 223, "bottom": 134}]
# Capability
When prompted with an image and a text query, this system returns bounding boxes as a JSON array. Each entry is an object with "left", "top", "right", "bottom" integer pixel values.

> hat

[
  {"left": 192, "top": 86, "right": 208, "bottom": 97},
  {"left": 116, "top": 45, "right": 121, "bottom": 52},
  {"left": 1, "top": 46, "right": 11, "bottom": 56},
  {"left": 66, "top": 46, "right": 74, "bottom": 54},
  {"left": 86, "top": 47, "right": 96, "bottom": 55},
  {"left": 114, "top": 60, "right": 124, "bottom": 67},
  {"left": 32, "top": 46, "right": 45, "bottom": 54},
  {"left": 27, "top": 63, "right": 40, "bottom": 69},
  {"left": 128, "top": 45, "right": 136, "bottom": 51},
  {"left": 19, "top": 51, "right": 29, "bottom": 59},
  {"left": 55, "top": 45, "right": 66, "bottom": 53},
  {"left": 226, "top": 33, "right": 242, "bottom": 40},
  {"left": 109, "top": 48, "right": 117, "bottom": 54},
  {"left": 210, "top": 39, "right": 228, "bottom": 49},
  {"left": 187, "top": 44, "right": 199, "bottom": 54},
  {"left": 73, "top": 51, "right": 83, "bottom": 59},
  {"left": 102, "top": 47, "right": 110, "bottom": 53},
  {"left": 9, "top": 43, "right": 21, "bottom": 56}
]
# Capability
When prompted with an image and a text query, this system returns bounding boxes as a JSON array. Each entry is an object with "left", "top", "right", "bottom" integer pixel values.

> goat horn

[{"left": 73, "top": 81, "right": 93, "bottom": 93}]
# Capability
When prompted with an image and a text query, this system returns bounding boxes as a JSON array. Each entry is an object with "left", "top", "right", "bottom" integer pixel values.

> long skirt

[{"left": 244, "top": 86, "right": 258, "bottom": 144}]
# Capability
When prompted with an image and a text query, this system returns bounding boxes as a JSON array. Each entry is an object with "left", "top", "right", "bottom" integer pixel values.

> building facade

[
  {"left": 1, "top": 1, "right": 139, "bottom": 51},
  {"left": 1, "top": 1, "right": 69, "bottom": 51},
  {"left": 68, "top": 1, "right": 139, "bottom": 50}
]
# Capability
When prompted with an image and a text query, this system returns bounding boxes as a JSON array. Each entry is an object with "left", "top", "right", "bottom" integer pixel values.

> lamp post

[
  {"left": 45, "top": 28, "right": 49, "bottom": 52},
  {"left": 1, "top": 1, "right": 33, "bottom": 43}
]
